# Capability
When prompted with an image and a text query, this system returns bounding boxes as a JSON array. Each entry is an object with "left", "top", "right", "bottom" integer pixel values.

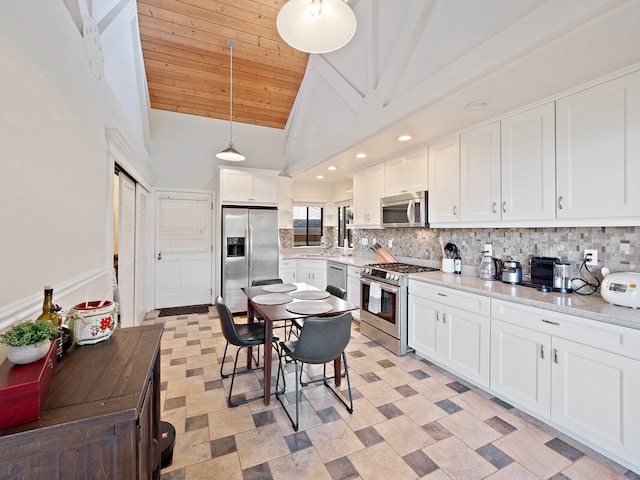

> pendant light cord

[{"left": 227, "top": 38, "right": 235, "bottom": 145}]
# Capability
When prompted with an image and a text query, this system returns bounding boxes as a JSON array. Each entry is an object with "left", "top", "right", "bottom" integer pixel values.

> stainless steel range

[{"left": 360, "top": 262, "right": 439, "bottom": 355}]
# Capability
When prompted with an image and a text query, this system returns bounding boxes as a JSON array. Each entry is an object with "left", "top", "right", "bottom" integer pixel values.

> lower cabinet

[
  {"left": 491, "top": 299, "right": 640, "bottom": 469},
  {"left": 346, "top": 266, "right": 362, "bottom": 318},
  {"left": 0, "top": 324, "right": 163, "bottom": 479},
  {"left": 279, "top": 259, "right": 297, "bottom": 283},
  {"left": 297, "top": 260, "right": 326, "bottom": 289},
  {"left": 408, "top": 281, "right": 490, "bottom": 387}
]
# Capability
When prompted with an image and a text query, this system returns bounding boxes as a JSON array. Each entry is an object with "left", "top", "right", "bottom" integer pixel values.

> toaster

[{"left": 601, "top": 272, "right": 640, "bottom": 308}]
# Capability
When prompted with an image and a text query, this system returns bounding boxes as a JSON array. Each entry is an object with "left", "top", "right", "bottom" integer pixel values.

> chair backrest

[
  {"left": 215, "top": 296, "right": 247, "bottom": 347},
  {"left": 292, "top": 313, "right": 352, "bottom": 364},
  {"left": 326, "top": 284, "right": 347, "bottom": 300},
  {"left": 252, "top": 278, "right": 284, "bottom": 286}
]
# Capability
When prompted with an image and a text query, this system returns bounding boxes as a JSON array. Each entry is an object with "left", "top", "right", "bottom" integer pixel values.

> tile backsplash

[{"left": 280, "top": 226, "right": 638, "bottom": 278}]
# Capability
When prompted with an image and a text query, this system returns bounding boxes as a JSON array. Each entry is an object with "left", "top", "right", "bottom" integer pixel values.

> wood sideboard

[{"left": 0, "top": 324, "right": 163, "bottom": 479}]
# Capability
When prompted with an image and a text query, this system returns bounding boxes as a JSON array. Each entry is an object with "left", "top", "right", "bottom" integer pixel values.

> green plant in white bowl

[{"left": 1, "top": 320, "right": 57, "bottom": 364}]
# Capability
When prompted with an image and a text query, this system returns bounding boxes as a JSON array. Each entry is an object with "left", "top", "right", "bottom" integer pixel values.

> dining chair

[
  {"left": 215, "top": 296, "right": 284, "bottom": 407},
  {"left": 275, "top": 312, "right": 354, "bottom": 431}
]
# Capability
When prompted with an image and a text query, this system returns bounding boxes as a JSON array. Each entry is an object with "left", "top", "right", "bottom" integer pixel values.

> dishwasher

[{"left": 327, "top": 261, "right": 347, "bottom": 290}]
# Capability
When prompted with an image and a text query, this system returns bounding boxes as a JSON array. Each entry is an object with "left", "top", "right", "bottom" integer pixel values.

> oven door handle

[{"left": 360, "top": 277, "right": 400, "bottom": 294}]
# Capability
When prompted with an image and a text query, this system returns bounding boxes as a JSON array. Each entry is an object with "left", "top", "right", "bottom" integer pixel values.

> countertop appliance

[
  {"left": 479, "top": 254, "right": 502, "bottom": 280},
  {"left": 520, "top": 256, "right": 559, "bottom": 291},
  {"left": 327, "top": 260, "right": 347, "bottom": 290},
  {"left": 553, "top": 262, "right": 573, "bottom": 293},
  {"left": 601, "top": 272, "right": 640, "bottom": 308},
  {"left": 360, "top": 262, "right": 439, "bottom": 355},
  {"left": 380, "top": 191, "right": 428, "bottom": 228},
  {"left": 222, "top": 206, "right": 279, "bottom": 313},
  {"left": 501, "top": 259, "right": 522, "bottom": 284}
]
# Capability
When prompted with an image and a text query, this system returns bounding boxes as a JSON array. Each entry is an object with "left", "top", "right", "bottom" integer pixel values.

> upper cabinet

[
  {"left": 220, "top": 167, "right": 279, "bottom": 206},
  {"left": 556, "top": 71, "right": 640, "bottom": 219},
  {"left": 385, "top": 148, "right": 428, "bottom": 196},
  {"left": 460, "top": 122, "right": 501, "bottom": 222},
  {"left": 428, "top": 134, "right": 460, "bottom": 223},
  {"left": 278, "top": 176, "right": 293, "bottom": 228},
  {"left": 352, "top": 162, "right": 385, "bottom": 227},
  {"left": 501, "top": 103, "right": 556, "bottom": 221}
]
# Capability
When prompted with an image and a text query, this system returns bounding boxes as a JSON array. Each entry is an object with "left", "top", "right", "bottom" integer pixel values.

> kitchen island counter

[{"left": 408, "top": 271, "right": 640, "bottom": 330}]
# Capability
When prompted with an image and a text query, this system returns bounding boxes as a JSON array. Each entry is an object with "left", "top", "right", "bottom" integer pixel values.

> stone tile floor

[{"left": 143, "top": 308, "right": 639, "bottom": 480}]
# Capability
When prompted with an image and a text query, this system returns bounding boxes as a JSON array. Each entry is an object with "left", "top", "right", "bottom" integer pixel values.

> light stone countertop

[
  {"left": 280, "top": 251, "right": 372, "bottom": 267},
  {"left": 409, "top": 271, "right": 640, "bottom": 331}
]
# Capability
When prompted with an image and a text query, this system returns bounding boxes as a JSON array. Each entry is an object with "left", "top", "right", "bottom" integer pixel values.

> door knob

[{"left": 157, "top": 252, "right": 162, "bottom": 260}]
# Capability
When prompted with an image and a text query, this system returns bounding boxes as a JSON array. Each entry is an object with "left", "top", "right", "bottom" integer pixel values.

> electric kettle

[{"left": 478, "top": 252, "right": 502, "bottom": 280}]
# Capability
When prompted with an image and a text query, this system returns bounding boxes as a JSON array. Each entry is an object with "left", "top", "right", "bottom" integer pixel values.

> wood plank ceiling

[{"left": 136, "top": 0, "right": 309, "bottom": 129}]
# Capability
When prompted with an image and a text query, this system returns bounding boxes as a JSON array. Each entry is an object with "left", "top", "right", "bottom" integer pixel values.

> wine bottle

[
  {"left": 454, "top": 254, "right": 462, "bottom": 274},
  {"left": 37, "top": 286, "right": 62, "bottom": 327}
]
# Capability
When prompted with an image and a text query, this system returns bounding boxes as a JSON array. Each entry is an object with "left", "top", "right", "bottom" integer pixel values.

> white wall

[
  {"left": 0, "top": 1, "right": 150, "bottom": 330},
  {"left": 150, "top": 109, "right": 287, "bottom": 191}
]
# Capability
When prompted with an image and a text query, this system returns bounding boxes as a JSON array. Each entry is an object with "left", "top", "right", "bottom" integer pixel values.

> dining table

[{"left": 242, "top": 282, "right": 358, "bottom": 405}]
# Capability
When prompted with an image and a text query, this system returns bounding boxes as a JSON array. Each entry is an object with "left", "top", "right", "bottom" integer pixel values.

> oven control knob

[{"left": 392, "top": 274, "right": 399, "bottom": 281}]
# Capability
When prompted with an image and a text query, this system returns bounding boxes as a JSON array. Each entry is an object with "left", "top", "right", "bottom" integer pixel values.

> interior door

[
  {"left": 118, "top": 173, "right": 135, "bottom": 327},
  {"left": 154, "top": 190, "right": 213, "bottom": 309}
]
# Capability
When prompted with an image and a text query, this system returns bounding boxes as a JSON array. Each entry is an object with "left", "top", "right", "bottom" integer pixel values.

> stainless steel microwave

[{"left": 380, "top": 191, "right": 429, "bottom": 228}]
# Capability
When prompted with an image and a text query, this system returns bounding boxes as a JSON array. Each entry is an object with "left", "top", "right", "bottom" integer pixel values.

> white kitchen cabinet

[
  {"left": 428, "top": 135, "right": 460, "bottom": 223},
  {"left": 501, "top": 103, "right": 556, "bottom": 221},
  {"left": 220, "top": 167, "right": 279, "bottom": 205},
  {"left": 385, "top": 148, "right": 428, "bottom": 196},
  {"left": 408, "top": 281, "right": 491, "bottom": 387},
  {"left": 460, "top": 122, "right": 501, "bottom": 222},
  {"left": 556, "top": 70, "right": 640, "bottom": 219},
  {"left": 491, "top": 299, "right": 640, "bottom": 467},
  {"left": 352, "top": 163, "right": 385, "bottom": 226},
  {"left": 297, "top": 259, "right": 326, "bottom": 289},
  {"left": 279, "top": 259, "right": 296, "bottom": 284},
  {"left": 346, "top": 265, "right": 361, "bottom": 318},
  {"left": 278, "top": 176, "right": 293, "bottom": 228}
]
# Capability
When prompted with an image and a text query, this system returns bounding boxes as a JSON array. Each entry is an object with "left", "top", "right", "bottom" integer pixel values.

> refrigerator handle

[{"left": 248, "top": 224, "right": 253, "bottom": 271}]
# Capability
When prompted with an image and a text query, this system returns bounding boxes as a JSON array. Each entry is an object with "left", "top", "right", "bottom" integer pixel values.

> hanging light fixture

[
  {"left": 216, "top": 39, "right": 245, "bottom": 161},
  {"left": 277, "top": 0, "right": 357, "bottom": 54}
]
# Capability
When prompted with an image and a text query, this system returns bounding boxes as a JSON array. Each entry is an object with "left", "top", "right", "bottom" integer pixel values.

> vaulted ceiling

[{"left": 136, "top": 0, "right": 308, "bottom": 129}]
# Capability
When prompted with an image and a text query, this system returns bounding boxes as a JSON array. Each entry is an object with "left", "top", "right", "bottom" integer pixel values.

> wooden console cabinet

[{"left": 0, "top": 324, "right": 163, "bottom": 479}]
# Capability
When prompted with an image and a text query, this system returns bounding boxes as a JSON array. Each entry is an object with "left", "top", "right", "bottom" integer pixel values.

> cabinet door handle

[
  {"left": 553, "top": 348, "right": 559, "bottom": 364},
  {"left": 453, "top": 205, "right": 457, "bottom": 216},
  {"left": 540, "top": 344, "right": 545, "bottom": 359},
  {"left": 502, "top": 201, "right": 507, "bottom": 213},
  {"left": 437, "top": 292, "right": 447, "bottom": 297},
  {"left": 492, "top": 202, "right": 497, "bottom": 213},
  {"left": 542, "top": 319, "right": 560, "bottom": 326},
  {"left": 442, "top": 313, "right": 447, "bottom": 324},
  {"left": 558, "top": 196, "right": 564, "bottom": 210},
  {"left": 436, "top": 312, "right": 440, "bottom": 322}
]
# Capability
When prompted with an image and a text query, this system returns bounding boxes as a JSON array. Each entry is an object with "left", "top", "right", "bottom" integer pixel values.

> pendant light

[
  {"left": 216, "top": 39, "right": 245, "bottom": 161},
  {"left": 277, "top": 0, "right": 357, "bottom": 54}
]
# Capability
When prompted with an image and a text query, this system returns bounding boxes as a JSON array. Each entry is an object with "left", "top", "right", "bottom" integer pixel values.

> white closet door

[
  {"left": 118, "top": 173, "right": 136, "bottom": 327},
  {"left": 134, "top": 184, "right": 149, "bottom": 326}
]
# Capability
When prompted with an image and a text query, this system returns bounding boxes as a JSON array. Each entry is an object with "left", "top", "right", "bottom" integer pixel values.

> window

[
  {"left": 337, "top": 205, "right": 353, "bottom": 247},
  {"left": 293, "top": 204, "right": 323, "bottom": 246}
]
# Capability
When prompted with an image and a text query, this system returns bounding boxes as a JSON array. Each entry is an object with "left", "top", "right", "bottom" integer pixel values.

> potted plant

[{"left": 0, "top": 320, "right": 57, "bottom": 365}]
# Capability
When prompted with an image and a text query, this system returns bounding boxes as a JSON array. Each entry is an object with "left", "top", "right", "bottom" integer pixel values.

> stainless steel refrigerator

[{"left": 222, "top": 206, "right": 279, "bottom": 312}]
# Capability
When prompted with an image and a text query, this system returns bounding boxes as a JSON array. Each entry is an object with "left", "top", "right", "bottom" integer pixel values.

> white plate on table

[
  {"left": 251, "top": 293, "right": 293, "bottom": 305},
  {"left": 290, "top": 290, "right": 330, "bottom": 300},
  {"left": 262, "top": 283, "right": 297, "bottom": 293},
  {"left": 285, "top": 301, "right": 333, "bottom": 315}
]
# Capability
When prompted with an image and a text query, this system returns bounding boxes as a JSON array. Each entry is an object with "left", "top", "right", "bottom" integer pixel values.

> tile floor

[{"left": 143, "top": 308, "right": 639, "bottom": 480}]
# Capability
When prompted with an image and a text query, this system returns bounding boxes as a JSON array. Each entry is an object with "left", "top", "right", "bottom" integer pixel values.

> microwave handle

[{"left": 407, "top": 200, "right": 415, "bottom": 226}]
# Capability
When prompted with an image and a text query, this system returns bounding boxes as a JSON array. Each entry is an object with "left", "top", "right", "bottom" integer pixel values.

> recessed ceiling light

[
  {"left": 327, "top": 166, "right": 337, "bottom": 171},
  {"left": 465, "top": 99, "right": 491, "bottom": 111},
  {"left": 397, "top": 135, "right": 412, "bottom": 142},
  {"left": 355, "top": 153, "right": 367, "bottom": 159},
  {"left": 316, "top": 175, "right": 324, "bottom": 180}
]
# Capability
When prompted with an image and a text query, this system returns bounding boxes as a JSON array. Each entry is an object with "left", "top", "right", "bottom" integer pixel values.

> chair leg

[
  {"left": 322, "top": 352, "right": 353, "bottom": 414},
  {"left": 220, "top": 342, "right": 231, "bottom": 378},
  {"left": 275, "top": 352, "right": 300, "bottom": 431},
  {"left": 226, "top": 347, "right": 244, "bottom": 407}
]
